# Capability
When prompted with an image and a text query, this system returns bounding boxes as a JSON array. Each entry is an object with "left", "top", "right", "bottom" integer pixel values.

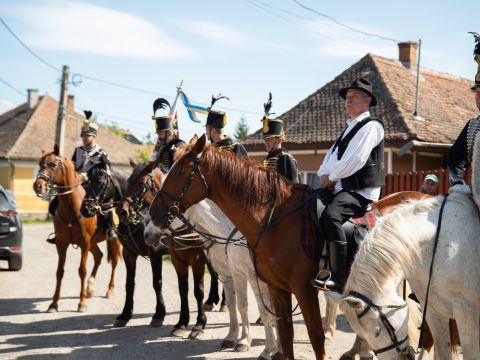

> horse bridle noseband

[
  {"left": 155, "top": 155, "right": 209, "bottom": 227},
  {"left": 347, "top": 290, "right": 411, "bottom": 357},
  {"left": 36, "top": 156, "right": 81, "bottom": 198},
  {"left": 122, "top": 173, "right": 156, "bottom": 225}
]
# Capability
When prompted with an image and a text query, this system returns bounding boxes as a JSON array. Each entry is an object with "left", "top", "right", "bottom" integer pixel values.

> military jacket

[
  {"left": 71, "top": 143, "right": 110, "bottom": 176},
  {"left": 152, "top": 137, "right": 185, "bottom": 171},
  {"left": 213, "top": 137, "right": 249, "bottom": 159},
  {"left": 262, "top": 148, "right": 298, "bottom": 182}
]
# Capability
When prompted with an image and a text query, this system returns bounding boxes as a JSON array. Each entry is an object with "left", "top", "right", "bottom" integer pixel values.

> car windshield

[{"left": 0, "top": 192, "right": 14, "bottom": 210}]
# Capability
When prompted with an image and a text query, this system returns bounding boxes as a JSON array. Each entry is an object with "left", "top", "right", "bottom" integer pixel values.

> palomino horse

[
  {"left": 342, "top": 192, "right": 479, "bottom": 359},
  {"left": 81, "top": 164, "right": 167, "bottom": 327},
  {"left": 139, "top": 162, "right": 279, "bottom": 358},
  {"left": 118, "top": 160, "right": 207, "bottom": 339},
  {"left": 149, "top": 135, "right": 327, "bottom": 359},
  {"left": 33, "top": 145, "right": 121, "bottom": 312}
]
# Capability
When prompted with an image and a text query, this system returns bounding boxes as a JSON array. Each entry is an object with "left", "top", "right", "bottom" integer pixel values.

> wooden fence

[{"left": 382, "top": 168, "right": 471, "bottom": 197}]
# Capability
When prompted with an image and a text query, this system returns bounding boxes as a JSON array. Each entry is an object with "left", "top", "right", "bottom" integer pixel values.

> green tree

[{"left": 234, "top": 115, "right": 249, "bottom": 140}]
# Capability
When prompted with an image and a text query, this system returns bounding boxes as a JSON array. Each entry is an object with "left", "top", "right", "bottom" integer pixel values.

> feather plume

[
  {"left": 210, "top": 94, "right": 229, "bottom": 109},
  {"left": 263, "top": 92, "right": 273, "bottom": 116},
  {"left": 152, "top": 98, "right": 171, "bottom": 114},
  {"left": 83, "top": 110, "right": 93, "bottom": 120}
]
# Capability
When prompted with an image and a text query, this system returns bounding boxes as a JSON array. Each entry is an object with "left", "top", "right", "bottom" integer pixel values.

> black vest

[{"left": 332, "top": 117, "right": 385, "bottom": 191}]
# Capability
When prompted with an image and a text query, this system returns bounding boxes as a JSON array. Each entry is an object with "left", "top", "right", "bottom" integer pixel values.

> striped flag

[{"left": 180, "top": 91, "right": 208, "bottom": 123}]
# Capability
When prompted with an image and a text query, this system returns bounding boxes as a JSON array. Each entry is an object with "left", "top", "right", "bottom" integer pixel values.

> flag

[{"left": 180, "top": 91, "right": 208, "bottom": 123}]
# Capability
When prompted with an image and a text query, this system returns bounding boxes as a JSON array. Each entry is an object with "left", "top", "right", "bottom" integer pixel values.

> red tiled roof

[
  {"left": 244, "top": 54, "right": 478, "bottom": 149},
  {"left": 0, "top": 95, "right": 146, "bottom": 165}
]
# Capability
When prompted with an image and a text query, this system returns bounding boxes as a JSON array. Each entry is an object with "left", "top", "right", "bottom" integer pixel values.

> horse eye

[{"left": 374, "top": 326, "right": 382, "bottom": 337}]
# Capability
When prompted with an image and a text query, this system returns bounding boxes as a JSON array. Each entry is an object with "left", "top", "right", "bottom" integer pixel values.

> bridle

[
  {"left": 122, "top": 173, "right": 156, "bottom": 225},
  {"left": 35, "top": 156, "right": 81, "bottom": 199},
  {"left": 83, "top": 169, "right": 116, "bottom": 215},
  {"left": 347, "top": 291, "right": 412, "bottom": 358},
  {"left": 154, "top": 155, "right": 209, "bottom": 227}
]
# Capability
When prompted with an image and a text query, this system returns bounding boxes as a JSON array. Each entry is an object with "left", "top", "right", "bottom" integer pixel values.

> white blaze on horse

[{"left": 342, "top": 191, "right": 480, "bottom": 359}]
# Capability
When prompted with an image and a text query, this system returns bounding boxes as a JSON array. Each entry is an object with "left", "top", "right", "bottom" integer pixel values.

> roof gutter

[
  {"left": 5, "top": 156, "right": 15, "bottom": 192},
  {"left": 397, "top": 140, "right": 452, "bottom": 157}
]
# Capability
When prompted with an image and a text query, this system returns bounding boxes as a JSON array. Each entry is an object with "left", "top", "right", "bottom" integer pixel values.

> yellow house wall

[
  {"left": 14, "top": 166, "right": 48, "bottom": 213},
  {"left": 0, "top": 167, "right": 12, "bottom": 189}
]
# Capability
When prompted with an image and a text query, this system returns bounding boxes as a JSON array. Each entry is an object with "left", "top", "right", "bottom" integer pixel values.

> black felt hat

[
  {"left": 261, "top": 92, "right": 285, "bottom": 139},
  {"left": 152, "top": 98, "right": 174, "bottom": 131},
  {"left": 339, "top": 77, "right": 377, "bottom": 107},
  {"left": 205, "top": 94, "right": 229, "bottom": 129}
]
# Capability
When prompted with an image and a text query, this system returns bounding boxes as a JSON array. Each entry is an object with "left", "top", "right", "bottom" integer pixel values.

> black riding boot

[
  {"left": 46, "top": 197, "right": 58, "bottom": 244},
  {"left": 311, "top": 240, "right": 347, "bottom": 292}
]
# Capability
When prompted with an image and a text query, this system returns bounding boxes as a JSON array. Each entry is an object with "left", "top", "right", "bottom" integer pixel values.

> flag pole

[{"left": 169, "top": 79, "right": 183, "bottom": 117}]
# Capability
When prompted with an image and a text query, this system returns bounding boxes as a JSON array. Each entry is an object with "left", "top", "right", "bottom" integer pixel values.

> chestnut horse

[
  {"left": 33, "top": 145, "right": 121, "bottom": 312},
  {"left": 149, "top": 135, "right": 326, "bottom": 359},
  {"left": 118, "top": 159, "right": 208, "bottom": 339}
]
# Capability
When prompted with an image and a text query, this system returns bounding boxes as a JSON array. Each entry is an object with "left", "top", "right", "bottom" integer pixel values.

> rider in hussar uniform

[
  {"left": 47, "top": 111, "right": 115, "bottom": 243},
  {"left": 151, "top": 98, "right": 185, "bottom": 171},
  {"left": 448, "top": 34, "right": 480, "bottom": 194},
  {"left": 260, "top": 93, "right": 298, "bottom": 182},
  {"left": 205, "top": 94, "right": 248, "bottom": 159}
]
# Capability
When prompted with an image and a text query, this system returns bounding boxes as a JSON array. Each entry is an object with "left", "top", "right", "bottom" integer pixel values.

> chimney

[
  {"left": 27, "top": 89, "right": 39, "bottom": 109},
  {"left": 398, "top": 41, "right": 417, "bottom": 69},
  {"left": 67, "top": 95, "right": 74, "bottom": 113}
]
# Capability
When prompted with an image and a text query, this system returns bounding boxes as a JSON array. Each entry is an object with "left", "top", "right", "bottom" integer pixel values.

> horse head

[
  {"left": 149, "top": 134, "right": 209, "bottom": 229},
  {"left": 33, "top": 144, "right": 66, "bottom": 198},
  {"left": 81, "top": 166, "right": 116, "bottom": 218},
  {"left": 116, "top": 159, "right": 162, "bottom": 225}
]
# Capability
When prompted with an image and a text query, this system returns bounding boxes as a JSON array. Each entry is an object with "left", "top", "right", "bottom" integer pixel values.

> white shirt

[{"left": 317, "top": 111, "right": 384, "bottom": 201}]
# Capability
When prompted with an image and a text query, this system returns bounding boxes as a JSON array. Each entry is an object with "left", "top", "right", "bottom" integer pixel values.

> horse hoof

[
  {"left": 271, "top": 352, "right": 283, "bottom": 360},
  {"left": 170, "top": 327, "right": 186, "bottom": 337},
  {"left": 114, "top": 319, "right": 128, "bottom": 327},
  {"left": 149, "top": 318, "right": 164, "bottom": 327},
  {"left": 204, "top": 303, "right": 214, "bottom": 311},
  {"left": 234, "top": 343, "right": 250, "bottom": 352},
  {"left": 105, "top": 290, "right": 114, "bottom": 299},
  {"left": 219, "top": 304, "right": 228, "bottom": 312},
  {"left": 47, "top": 304, "right": 58, "bottom": 313},
  {"left": 188, "top": 328, "right": 204, "bottom": 340},
  {"left": 220, "top": 339, "right": 235, "bottom": 348},
  {"left": 77, "top": 304, "right": 88, "bottom": 313}
]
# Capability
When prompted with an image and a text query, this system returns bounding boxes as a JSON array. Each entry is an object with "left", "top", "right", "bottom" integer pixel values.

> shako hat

[
  {"left": 152, "top": 98, "right": 176, "bottom": 131},
  {"left": 261, "top": 92, "right": 285, "bottom": 140},
  {"left": 81, "top": 111, "right": 99, "bottom": 136},
  {"left": 206, "top": 94, "right": 229, "bottom": 129}
]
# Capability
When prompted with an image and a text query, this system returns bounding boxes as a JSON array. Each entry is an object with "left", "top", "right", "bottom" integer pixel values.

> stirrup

[
  {"left": 46, "top": 233, "right": 56, "bottom": 244},
  {"left": 314, "top": 270, "right": 332, "bottom": 291}
]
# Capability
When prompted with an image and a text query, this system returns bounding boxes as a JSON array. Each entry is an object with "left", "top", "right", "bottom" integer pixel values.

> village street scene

[{"left": 0, "top": 1, "right": 478, "bottom": 359}]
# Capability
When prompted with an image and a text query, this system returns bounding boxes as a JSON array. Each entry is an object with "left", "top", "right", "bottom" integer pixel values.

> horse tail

[{"left": 107, "top": 237, "right": 122, "bottom": 264}]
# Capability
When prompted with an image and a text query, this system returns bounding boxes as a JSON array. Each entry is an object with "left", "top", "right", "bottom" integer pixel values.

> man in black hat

[
  {"left": 151, "top": 98, "right": 185, "bottom": 171},
  {"left": 311, "top": 78, "right": 385, "bottom": 292},
  {"left": 261, "top": 94, "right": 298, "bottom": 182},
  {"left": 205, "top": 95, "right": 248, "bottom": 159},
  {"left": 447, "top": 35, "right": 480, "bottom": 194},
  {"left": 47, "top": 112, "right": 114, "bottom": 243}
]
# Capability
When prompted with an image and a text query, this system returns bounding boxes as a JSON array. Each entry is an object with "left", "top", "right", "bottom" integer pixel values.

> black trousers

[{"left": 321, "top": 190, "right": 371, "bottom": 276}]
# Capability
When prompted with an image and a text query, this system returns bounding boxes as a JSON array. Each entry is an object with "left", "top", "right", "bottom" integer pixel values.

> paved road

[{"left": 1, "top": 224, "right": 443, "bottom": 359}]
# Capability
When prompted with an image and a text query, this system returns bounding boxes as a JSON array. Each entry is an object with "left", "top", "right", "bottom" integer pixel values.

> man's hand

[
  {"left": 320, "top": 174, "right": 336, "bottom": 189},
  {"left": 79, "top": 173, "right": 88, "bottom": 183}
]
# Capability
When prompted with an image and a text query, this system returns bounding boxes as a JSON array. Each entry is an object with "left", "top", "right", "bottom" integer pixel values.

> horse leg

[
  {"left": 47, "top": 241, "right": 68, "bottom": 312},
  {"left": 204, "top": 261, "right": 220, "bottom": 311},
  {"left": 220, "top": 277, "right": 239, "bottom": 348},
  {"left": 426, "top": 314, "right": 453, "bottom": 360},
  {"left": 323, "top": 295, "right": 338, "bottom": 341},
  {"left": 78, "top": 242, "right": 90, "bottom": 312},
  {"left": 231, "top": 274, "right": 251, "bottom": 352},
  {"left": 114, "top": 248, "right": 137, "bottom": 327},
  {"left": 188, "top": 257, "right": 207, "bottom": 340},
  {"left": 268, "top": 286, "right": 294, "bottom": 360},
  {"left": 453, "top": 298, "right": 479, "bottom": 359},
  {"left": 249, "top": 275, "right": 279, "bottom": 359},
  {"left": 86, "top": 242, "right": 103, "bottom": 298},
  {"left": 339, "top": 335, "right": 373, "bottom": 360},
  {"left": 220, "top": 288, "right": 227, "bottom": 311},
  {"left": 171, "top": 252, "right": 189, "bottom": 337},
  {"left": 105, "top": 237, "right": 121, "bottom": 298},
  {"left": 293, "top": 285, "right": 326, "bottom": 360},
  {"left": 149, "top": 252, "right": 166, "bottom": 327}
]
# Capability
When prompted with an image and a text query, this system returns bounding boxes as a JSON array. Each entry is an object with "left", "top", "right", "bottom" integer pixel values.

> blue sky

[{"left": 0, "top": 0, "right": 478, "bottom": 143}]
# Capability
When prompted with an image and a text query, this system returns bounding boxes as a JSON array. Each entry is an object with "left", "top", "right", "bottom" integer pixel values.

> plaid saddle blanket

[{"left": 301, "top": 188, "right": 381, "bottom": 263}]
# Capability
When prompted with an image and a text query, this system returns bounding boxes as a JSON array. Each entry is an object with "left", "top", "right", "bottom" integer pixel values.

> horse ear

[
  {"left": 53, "top": 144, "right": 60, "bottom": 156},
  {"left": 189, "top": 134, "right": 198, "bottom": 145},
  {"left": 193, "top": 134, "right": 206, "bottom": 155},
  {"left": 129, "top": 158, "right": 137, "bottom": 168},
  {"left": 342, "top": 296, "right": 365, "bottom": 309},
  {"left": 144, "top": 159, "right": 158, "bottom": 173}
]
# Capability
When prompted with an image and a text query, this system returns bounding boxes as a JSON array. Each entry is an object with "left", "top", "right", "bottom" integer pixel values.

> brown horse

[
  {"left": 149, "top": 135, "right": 326, "bottom": 359},
  {"left": 118, "top": 159, "right": 208, "bottom": 338},
  {"left": 33, "top": 144, "right": 122, "bottom": 312}
]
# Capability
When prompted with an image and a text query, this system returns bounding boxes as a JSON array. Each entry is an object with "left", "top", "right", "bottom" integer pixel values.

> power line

[
  {"left": 291, "top": 0, "right": 401, "bottom": 43},
  {"left": 0, "top": 17, "right": 262, "bottom": 116},
  {"left": 0, "top": 77, "right": 27, "bottom": 98}
]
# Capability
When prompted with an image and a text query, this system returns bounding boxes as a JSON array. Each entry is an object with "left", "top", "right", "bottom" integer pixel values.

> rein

[
  {"left": 35, "top": 157, "right": 82, "bottom": 198},
  {"left": 347, "top": 290, "right": 410, "bottom": 356},
  {"left": 417, "top": 194, "right": 449, "bottom": 350}
]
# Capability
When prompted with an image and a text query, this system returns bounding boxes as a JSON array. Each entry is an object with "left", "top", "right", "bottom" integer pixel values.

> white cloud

[
  {"left": 4, "top": 1, "right": 194, "bottom": 59},
  {"left": 181, "top": 20, "right": 248, "bottom": 46}
]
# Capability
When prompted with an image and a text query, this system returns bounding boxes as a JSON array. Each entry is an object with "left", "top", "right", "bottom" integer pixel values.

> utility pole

[{"left": 55, "top": 65, "right": 69, "bottom": 155}]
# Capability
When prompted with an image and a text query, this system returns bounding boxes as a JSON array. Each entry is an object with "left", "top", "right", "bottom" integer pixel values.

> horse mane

[{"left": 175, "top": 144, "right": 292, "bottom": 211}]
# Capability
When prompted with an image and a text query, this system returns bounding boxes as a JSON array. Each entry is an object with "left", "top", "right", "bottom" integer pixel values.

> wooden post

[{"left": 55, "top": 65, "right": 69, "bottom": 155}]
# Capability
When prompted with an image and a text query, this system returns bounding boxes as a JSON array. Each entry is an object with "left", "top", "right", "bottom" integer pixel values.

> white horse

[
  {"left": 145, "top": 198, "right": 281, "bottom": 359},
  {"left": 342, "top": 192, "right": 480, "bottom": 359}
]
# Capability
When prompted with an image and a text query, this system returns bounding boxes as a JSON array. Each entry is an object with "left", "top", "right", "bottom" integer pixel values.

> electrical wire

[{"left": 0, "top": 77, "right": 27, "bottom": 98}]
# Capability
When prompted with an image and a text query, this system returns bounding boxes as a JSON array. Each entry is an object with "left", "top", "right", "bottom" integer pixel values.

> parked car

[{"left": 0, "top": 186, "right": 23, "bottom": 271}]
